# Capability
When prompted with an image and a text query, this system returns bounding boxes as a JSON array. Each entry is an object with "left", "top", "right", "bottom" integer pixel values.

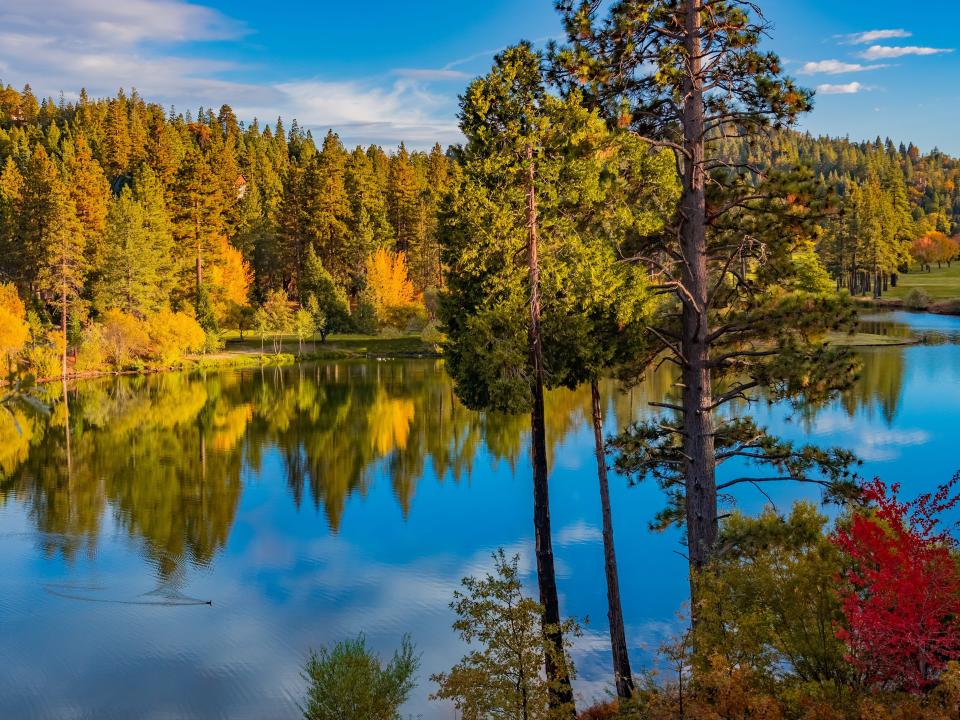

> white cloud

[
  {"left": 392, "top": 68, "right": 470, "bottom": 81},
  {"left": 837, "top": 29, "right": 912, "bottom": 45},
  {"left": 0, "top": 0, "right": 463, "bottom": 149},
  {"left": 816, "top": 81, "right": 867, "bottom": 95},
  {"left": 855, "top": 428, "right": 930, "bottom": 461},
  {"left": 240, "top": 79, "right": 461, "bottom": 147},
  {"left": 0, "top": 0, "right": 246, "bottom": 45},
  {"left": 861, "top": 45, "right": 954, "bottom": 60},
  {"left": 556, "top": 520, "right": 603, "bottom": 546},
  {"left": 799, "top": 59, "right": 888, "bottom": 75}
]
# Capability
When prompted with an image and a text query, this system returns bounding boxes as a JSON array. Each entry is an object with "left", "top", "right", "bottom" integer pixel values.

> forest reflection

[{"left": 0, "top": 351, "right": 905, "bottom": 580}]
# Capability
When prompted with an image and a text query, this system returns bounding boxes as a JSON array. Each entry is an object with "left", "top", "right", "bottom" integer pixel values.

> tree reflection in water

[{"left": 2, "top": 353, "right": 881, "bottom": 583}]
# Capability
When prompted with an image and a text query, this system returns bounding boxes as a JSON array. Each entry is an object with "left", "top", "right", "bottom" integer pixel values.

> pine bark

[
  {"left": 60, "top": 278, "right": 68, "bottom": 379},
  {"left": 591, "top": 381, "right": 635, "bottom": 699},
  {"left": 526, "top": 145, "right": 574, "bottom": 714},
  {"left": 679, "top": 0, "right": 718, "bottom": 596}
]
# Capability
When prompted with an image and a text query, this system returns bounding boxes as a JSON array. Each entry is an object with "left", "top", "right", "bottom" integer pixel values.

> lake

[{"left": 2, "top": 310, "right": 960, "bottom": 719}]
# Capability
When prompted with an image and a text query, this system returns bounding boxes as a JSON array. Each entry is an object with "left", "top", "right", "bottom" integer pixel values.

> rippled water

[{"left": 2, "top": 311, "right": 960, "bottom": 719}]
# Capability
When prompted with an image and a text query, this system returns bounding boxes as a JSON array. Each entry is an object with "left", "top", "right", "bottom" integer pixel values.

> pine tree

[
  {"left": 441, "top": 44, "right": 586, "bottom": 715},
  {"left": 387, "top": 143, "right": 419, "bottom": 254},
  {"left": 172, "top": 148, "right": 225, "bottom": 300},
  {"left": 301, "top": 245, "right": 350, "bottom": 339},
  {"left": 38, "top": 182, "right": 87, "bottom": 377},
  {"left": 553, "top": 0, "right": 860, "bottom": 607},
  {"left": 14, "top": 145, "right": 60, "bottom": 292},
  {"left": 94, "top": 187, "right": 168, "bottom": 316},
  {"left": 104, "top": 90, "right": 131, "bottom": 179},
  {"left": 64, "top": 133, "right": 110, "bottom": 284},
  {"left": 305, "top": 131, "right": 352, "bottom": 284},
  {"left": 0, "top": 157, "right": 25, "bottom": 285}
]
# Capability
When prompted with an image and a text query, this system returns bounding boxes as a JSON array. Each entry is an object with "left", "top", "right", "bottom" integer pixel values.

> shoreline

[
  {"left": 10, "top": 337, "right": 443, "bottom": 388},
  {"left": 853, "top": 296, "right": 960, "bottom": 316}
]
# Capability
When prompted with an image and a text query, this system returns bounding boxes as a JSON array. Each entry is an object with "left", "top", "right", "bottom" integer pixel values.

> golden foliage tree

[
  {"left": 364, "top": 248, "right": 421, "bottom": 328},
  {"left": 0, "top": 282, "right": 29, "bottom": 366}
]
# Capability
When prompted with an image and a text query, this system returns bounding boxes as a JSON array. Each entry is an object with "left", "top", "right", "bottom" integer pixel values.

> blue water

[{"left": 1, "top": 311, "right": 958, "bottom": 718}]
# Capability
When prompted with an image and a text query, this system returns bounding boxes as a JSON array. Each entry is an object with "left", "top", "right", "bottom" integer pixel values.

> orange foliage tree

[
  {"left": 208, "top": 236, "right": 253, "bottom": 326},
  {"left": 0, "top": 282, "right": 29, "bottom": 367},
  {"left": 364, "top": 248, "right": 421, "bottom": 327},
  {"left": 912, "top": 232, "right": 959, "bottom": 271}
]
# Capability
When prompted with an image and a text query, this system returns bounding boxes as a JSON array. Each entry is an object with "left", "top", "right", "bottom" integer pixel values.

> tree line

[{"left": 0, "top": 83, "right": 454, "bottom": 375}]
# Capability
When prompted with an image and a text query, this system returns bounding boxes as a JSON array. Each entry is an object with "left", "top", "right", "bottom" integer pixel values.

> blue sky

[{"left": 0, "top": 0, "right": 956, "bottom": 152}]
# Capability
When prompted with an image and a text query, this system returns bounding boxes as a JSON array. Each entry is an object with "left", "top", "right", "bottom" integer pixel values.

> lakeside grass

[
  {"left": 217, "top": 332, "right": 439, "bottom": 359},
  {"left": 827, "top": 331, "right": 916, "bottom": 347},
  {"left": 886, "top": 264, "right": 960, "bottom": 301}
]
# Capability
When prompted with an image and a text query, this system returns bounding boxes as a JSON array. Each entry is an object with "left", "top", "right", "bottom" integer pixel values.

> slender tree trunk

[
  {"left": 62, "top": 375, "right": 72, "bottom": 478},
  {"left": 591, "top": 380, "right": 634, "bottom": 699},
  {"left": 195, "top": 199, "right": 203, "bottom": 290},
  {"left": 679, "top": 0, "right": 718, "bottom": 604},
  {"left": 60, "top": 280, "right": 68, "bottom": 379},
  {"left": 525, "top": 144, "right": 574, "bottom": 714}
]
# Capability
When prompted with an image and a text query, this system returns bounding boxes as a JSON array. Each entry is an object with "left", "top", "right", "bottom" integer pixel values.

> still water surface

[{"left": 2, "top": 310, "right": 959, "bottom": 719}]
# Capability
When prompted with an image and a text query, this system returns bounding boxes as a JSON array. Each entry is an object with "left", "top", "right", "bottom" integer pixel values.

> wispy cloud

[
  {"left": 799, "top": 59, "right": 888, "bottom": 75},
  {"left": 237, "top": 78, "right": 461, "bottom": 147},
  {"left": 391, "top": 68, "right": 470, "bottom": 81},
  {"left": 816, "top": 81, "right": 868, "bottom": 95},
  {"left": 0, "top": 0, "right": 463, "bottom": 148},
  {"left": 0, "top": 0, "right": 247, "bottom": 44},
  {"left": 836, "top": 29, "right": 912, "bottom": 45},
  {"left": 860, "top": 45, "right": 954, "bottom": 60}
]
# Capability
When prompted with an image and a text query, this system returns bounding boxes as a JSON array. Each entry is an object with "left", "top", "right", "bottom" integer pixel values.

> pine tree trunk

[
  {"left": 62, "top": 375, "right": 72, "bottom": 478},
  {"left": 591, "top": 380, "right": 634, "bottom": 699},
  {"left": 526, "top": 144, "right": 574, "bottom": 715},
  {"left": 61, "top": 281, "right": 68, "bottom": 379},
  {"left": 195, "top": 198, "right": 203, "bottom": 290},
  {"left": 680, "top": 0, "right": 718, "bottom": 604}
]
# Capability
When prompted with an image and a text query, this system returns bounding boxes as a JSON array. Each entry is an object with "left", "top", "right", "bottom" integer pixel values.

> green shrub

[
  {"left": 25, "top": 329, "right": 63, "bottom": 378},
  {"left": 101, "top": 309, "right": 150, "bottom": 369},
  {"left": 904, "top": 287, "right": 933, "bottom": 310},
  {"left": 420, "top": 321, "right": 444, "bottom": 351},
  {"left": 75, "top": 323, "right": 107, "bottom": 373},
  {"left": 301, "top": 634, "right": 419, "bottom": 720},
  {"left": 351, "top": 291, "right": 379, "bottom": 335}
]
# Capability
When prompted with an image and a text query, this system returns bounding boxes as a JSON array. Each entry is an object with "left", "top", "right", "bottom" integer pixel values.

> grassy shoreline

[
  {"left": 853, "top": 264, "right": 960, "bottom": 315},
  {"left": 17, "top": 334, "right": 441, "bottom": 387}
]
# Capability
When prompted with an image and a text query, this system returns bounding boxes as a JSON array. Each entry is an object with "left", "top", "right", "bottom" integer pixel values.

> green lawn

[
  {"left": 886, "top": 264, "right": 960, "bottom": 300},
  {"left": 221, "top": 332, "right": 438, "bottom": 358},
  {"left": 827, "top": 331, "right": 916, "bottom": 347}
]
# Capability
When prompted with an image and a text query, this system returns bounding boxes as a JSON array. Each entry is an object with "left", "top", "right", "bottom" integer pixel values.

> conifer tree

[
  {"left": 104, "top": 90, "right": 131, "bottom": 179},
  {"left": 172, "top": 148, "right": 224, "bottom": 299},
  {"left": 14, "top": 145, "right": 60, "bottom": 292},
  {"left": 38, "top": 182, "right": 87, "bottom": 377},
  {"left": 441, "top": 43, "right": 584, "bottom": 715},
  {"left": 0, "top": 157, "right": 24, "bottom": 284},
  {"left": 95, "top": 187, "right": 168, "bottom": 316},
  {"left": 387, "top": 143, "right": 419, "bottom": 254},
  {"left": 301, "top": 245, "right": 350, "bottom": 340},
  {"left": 306, "top": 131, "right": 352, "bottom": 284},
  {"left": 64, "top": 133, "right": 110, "bottom": 281},
  {"left": 552, "top": 1, "right": 860, "bottom": 602}
]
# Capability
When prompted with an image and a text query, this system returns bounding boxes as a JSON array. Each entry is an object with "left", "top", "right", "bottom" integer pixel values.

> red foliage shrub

[
  {"left": 578, "top": 700, "right": 619, "bottom": 719},
  {"left": 832, "top": 476, "right": 960, "bottom": 694}
]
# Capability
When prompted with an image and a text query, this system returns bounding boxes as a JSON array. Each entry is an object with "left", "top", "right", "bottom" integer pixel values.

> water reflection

[
  {"left": 0, "top": 361, "right": 675, "bottom": 582},
  {"left": 2, "top": 318, "right": 959, "bottom": 718}
]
